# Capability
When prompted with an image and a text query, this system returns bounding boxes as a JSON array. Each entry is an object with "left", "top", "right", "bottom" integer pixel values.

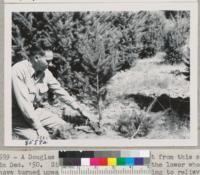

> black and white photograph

[{"left": 4, "top": 3, "right": 198, "bottom": 146}]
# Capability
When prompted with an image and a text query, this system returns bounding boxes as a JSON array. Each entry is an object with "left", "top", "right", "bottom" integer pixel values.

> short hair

[
  {"left": 38, "top": 38, "right": 52, "bottom": 50},
  {"left": 29, "top": 44, "right": 45, "bottom": 57}
]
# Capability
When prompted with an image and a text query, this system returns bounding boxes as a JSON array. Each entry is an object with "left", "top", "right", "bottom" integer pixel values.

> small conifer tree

[{"left": 77, "top": 14, "right": 122, "bottom": 125}]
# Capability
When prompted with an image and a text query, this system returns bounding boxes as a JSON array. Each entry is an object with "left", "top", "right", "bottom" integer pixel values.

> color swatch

[
  {"left": 59, "top": 157, "right": 150, "bottom": 166},
  {"left": 59, "top": 151, "right": 150, "bottom": 167},
  {"left": 59, "top": 150, "right": 149, "bottom": 158}
]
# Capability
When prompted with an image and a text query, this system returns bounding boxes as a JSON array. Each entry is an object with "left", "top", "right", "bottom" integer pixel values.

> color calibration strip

[
  {"left": 59, "top": 150, "right": 150, "bottom": 158},
  {"left": 59, "top": 151, "right": 150, "bottom": 175},
  {"left": 60, "top": 157, "right": 150, "bottom": 166},
  {"left": 59, "top": 150, "right": 150, "bottom": 166}
]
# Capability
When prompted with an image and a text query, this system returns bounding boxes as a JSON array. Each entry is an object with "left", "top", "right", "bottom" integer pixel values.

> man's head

[{"left": 29, "top": 45, "right": 53, "bottom": 73}]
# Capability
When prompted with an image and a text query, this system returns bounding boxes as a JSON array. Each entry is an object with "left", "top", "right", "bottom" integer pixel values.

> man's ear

[{"left": 34, "top": 55, "right": 39, "bottom": 61}]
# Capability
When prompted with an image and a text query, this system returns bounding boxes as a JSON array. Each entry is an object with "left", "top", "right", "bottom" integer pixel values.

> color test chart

[{"left": 59, "top": 150, "right": 151, "bottom": 175}]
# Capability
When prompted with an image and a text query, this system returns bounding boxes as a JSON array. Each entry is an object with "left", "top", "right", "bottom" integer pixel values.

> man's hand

[
  {"left": 64, "top": 105, "right": 104, "bottom": 135},
  {"left": 77, "top": 107, "right": 95, "bottom": 120},
  {"left": 63, "top": 106, "right": 87, "bottom": 125},
  {"left": 36, "top": 127, "right": 50, "bottom": 140}
]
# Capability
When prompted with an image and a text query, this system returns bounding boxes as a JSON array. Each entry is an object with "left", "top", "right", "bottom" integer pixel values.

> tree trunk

[{"left": 96, "top": 74, "right": 102, "bottom": 127}]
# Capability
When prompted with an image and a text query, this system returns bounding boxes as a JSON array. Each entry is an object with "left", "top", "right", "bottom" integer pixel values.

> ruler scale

[{"left": 59, "top": 166, "right": 151, "bottom": 175}]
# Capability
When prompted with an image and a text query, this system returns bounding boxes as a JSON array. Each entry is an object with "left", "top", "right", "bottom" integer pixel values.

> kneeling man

[{"left": 12, "top": 44, "right": 92, "bottom": 140}]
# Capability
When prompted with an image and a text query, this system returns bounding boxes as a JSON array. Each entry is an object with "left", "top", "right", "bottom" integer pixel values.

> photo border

[{"left": 4, "top": 2, "right": 198, "bottom": 147}]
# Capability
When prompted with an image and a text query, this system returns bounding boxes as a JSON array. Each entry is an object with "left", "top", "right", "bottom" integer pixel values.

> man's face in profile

[{"left": 33, "top": 50, "right": 53, "bottom": 73}]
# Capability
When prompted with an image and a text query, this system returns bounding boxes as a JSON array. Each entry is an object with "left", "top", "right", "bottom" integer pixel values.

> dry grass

[
  {"left": 102, "top": 52, "right": 190, "bottom": 139},
  {"left": 106, "top": 52, "right": 189, "bottom": 100}
]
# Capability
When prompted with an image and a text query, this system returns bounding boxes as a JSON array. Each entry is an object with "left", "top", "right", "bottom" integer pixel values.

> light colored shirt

[{"left": 12, "top": 60, "right": 79, "bottom": 130}]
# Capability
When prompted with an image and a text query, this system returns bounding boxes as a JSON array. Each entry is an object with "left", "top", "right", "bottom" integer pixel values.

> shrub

[
  {"left": 163, "top": 11, "right": 190, "bottom": 64},
  {"left": 116, "top": 109, "right": 151, "bottom": 138},
  {"left": 134, "top": 11, "right": 165, "bottom": 58},
  {"left": 182, "top": 45, "right": 190, "bottom": 81}
]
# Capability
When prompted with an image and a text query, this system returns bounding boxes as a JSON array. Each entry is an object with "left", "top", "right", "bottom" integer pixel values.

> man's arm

[
  {"left": 12, "top": 69, "right": 50, "bottom": 139},
  {"left": 46, "top": 70, "right": 102, "bottom": 134},
  {"left": 46, "top": 70, "right": 99, "bottom": 124},
  {"left": 45, "top": 70, "right": 80, "bottom": 110}
]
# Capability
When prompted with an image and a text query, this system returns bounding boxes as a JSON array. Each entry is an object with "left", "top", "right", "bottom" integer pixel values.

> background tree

[{"left": 162, "top": 11, "right": 190, "bottom": 64}]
